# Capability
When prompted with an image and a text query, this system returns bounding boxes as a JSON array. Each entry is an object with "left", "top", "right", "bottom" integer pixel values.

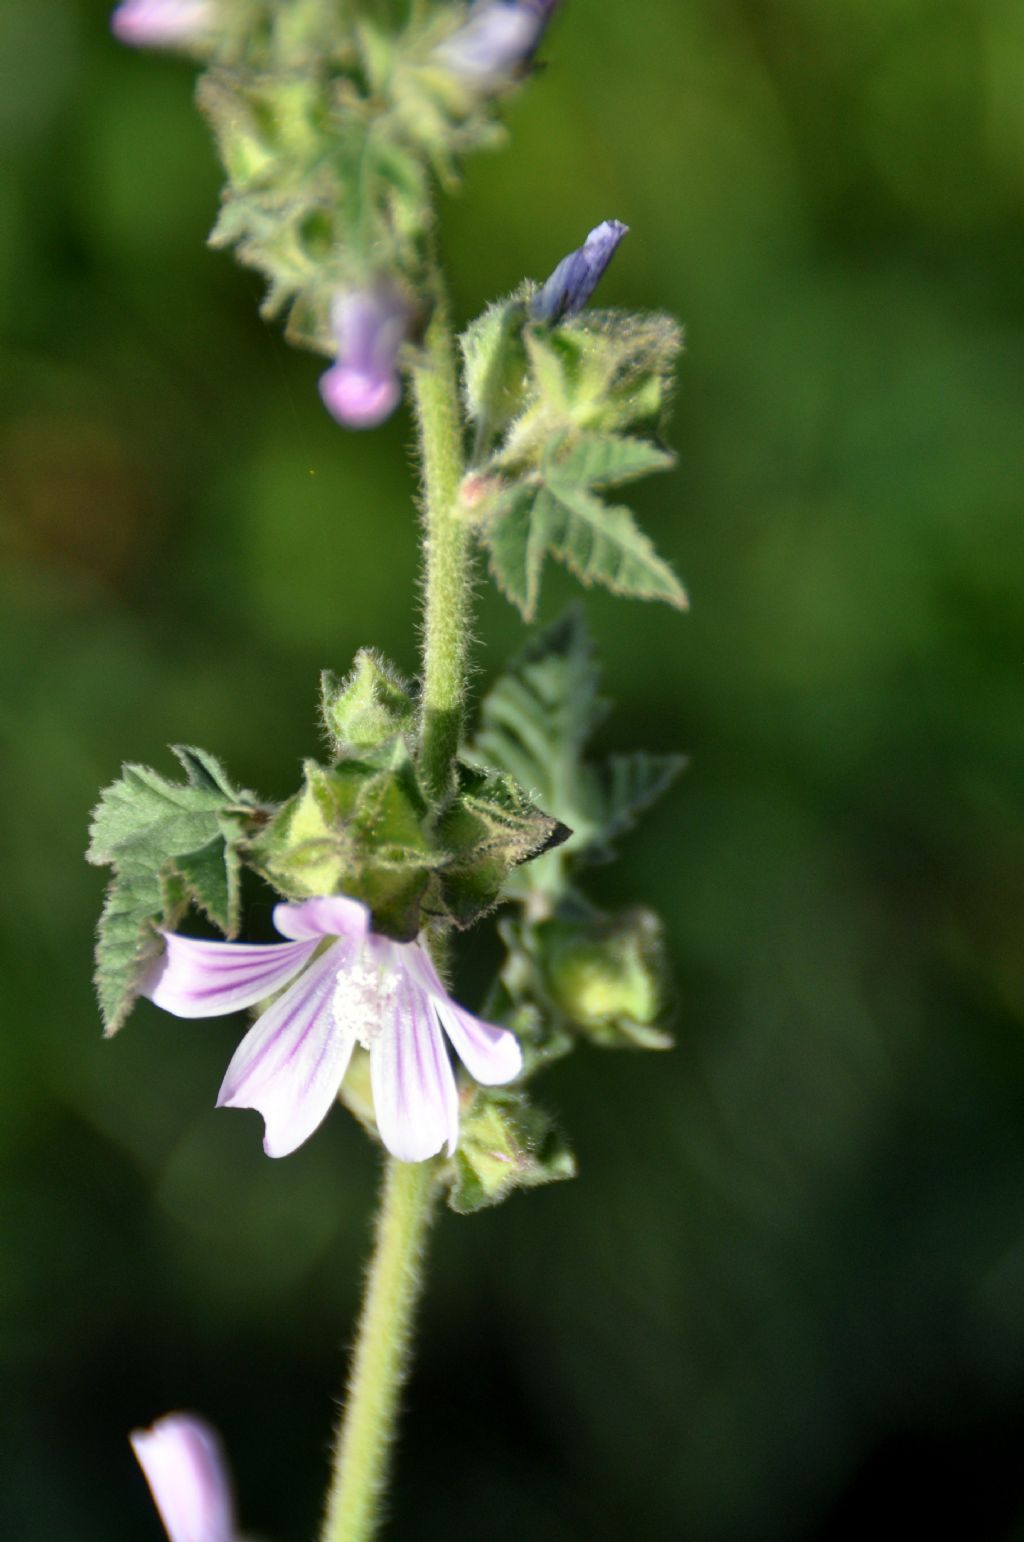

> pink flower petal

[
  {"left": 111, "top": 0, "right": 212, "bottom": 48},
  {"left": 406, "top": 942, "right": 522, "bottom": 1084},
  {"left": 130, "top": 1412, "right": 235, "bottom": 1542},
  {"left": 272, "top": 895, "right": 370, "bottom": 943},
  {"left": 433, "top": 997, "right": 523, "bottom": 1085},
  {"left": 143, "top": 933, "right": 317, "bottom": 1019},
  {"left": 217, "top": 944, "right": 355, "bottom": 1157},
  {"left": 370, "top": 974, "right": 459, "bottom": 1162},
  {"left": 319, "top": 364, "right": 401, "bottom": 429}
]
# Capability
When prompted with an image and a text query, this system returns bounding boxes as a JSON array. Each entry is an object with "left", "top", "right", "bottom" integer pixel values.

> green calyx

[
  {"left": 262, "top": 646, "right": 569, "bottom": 938},
  {"left": 445, "top": 1087, "right": 576, "bottom": 1214}
]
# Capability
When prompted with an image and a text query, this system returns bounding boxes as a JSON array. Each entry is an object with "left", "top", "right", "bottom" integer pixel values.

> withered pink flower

[{"left": 318, "top": 285, "right": 410, "bottom": 429}]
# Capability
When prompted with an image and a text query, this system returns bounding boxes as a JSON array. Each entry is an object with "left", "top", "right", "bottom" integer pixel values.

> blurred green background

[{"left": 3, "top": 0, "right": 1024, "bottom": 1537}]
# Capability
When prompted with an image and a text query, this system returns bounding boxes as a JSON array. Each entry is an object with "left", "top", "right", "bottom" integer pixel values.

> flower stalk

[
  {"left": 320, "top": 1155, "right": 438, "bottom": 1542},
  {"left": 411, "top": 285, "right": 472, "bottom": 804}
]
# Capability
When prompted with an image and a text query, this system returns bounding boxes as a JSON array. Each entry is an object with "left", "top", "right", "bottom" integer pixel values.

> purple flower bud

[
  {"left": 436, "top": 1, "right": 560, "bottom": 86},
  {"left": 110, "top": 0, "right": 213, "bottom": 48},
  {"left": 531, "top": 219, "right": 629, "bottom": 324},
  {"left": 318, "top": 284, "right": 411, "bottom": 430}
]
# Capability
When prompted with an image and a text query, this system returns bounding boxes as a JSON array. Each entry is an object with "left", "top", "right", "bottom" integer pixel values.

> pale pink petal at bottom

[
  {"left": 370, "top": 976, "right": 459, "bottom": 1163},
  {"left": 217, "top": 944, "right": 355, "bottom": 1157},
  {"left": 143, "top": 933, "right": 318, "bottom": 1018},
  {"left": 130, "top": 1412, "right": 235, "bottom": 1542}
]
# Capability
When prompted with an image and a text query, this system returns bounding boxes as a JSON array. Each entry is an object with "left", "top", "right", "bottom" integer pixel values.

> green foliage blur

[{"left": 3, "top": 1, "right": 1024, "bottom": 1536}]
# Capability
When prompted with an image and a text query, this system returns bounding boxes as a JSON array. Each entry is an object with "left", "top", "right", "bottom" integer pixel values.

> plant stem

[
  {"left": 320, "top": 278, "right": 472, "bottom": 1542},
  {"left": 320, "top": 1156, "right": 438, "bottom": 1542},
  {"left": 411, "top": 287, "right": 471, "bottom": 803}
]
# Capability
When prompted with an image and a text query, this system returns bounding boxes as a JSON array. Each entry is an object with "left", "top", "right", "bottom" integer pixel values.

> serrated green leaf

[
  {"left": 446, "top": 1088, "right": 576, "bottom": 1214},
  {"left": 593, "top": 751, "right": 688, "bottom": 863},
  {"left": 471, "top": 610, "right": 604, "bottom": 869},
  {"left": 545, "top": 480, "right": 687, "bottom": 611},
  {"left": 166, "top": 837, "right": 238, "bottom": 935},
  {"left": 87, "top": 748, "right": 261, "bottom": 1036},
  {"left": 554, "top": 432, "right": 675, "bottom": 487},
  {"left": 470, "top": 612, "right": 683, "bottom": 895},
  {"left": 474, "top": 435, "right": 685, "bottom": 619}
]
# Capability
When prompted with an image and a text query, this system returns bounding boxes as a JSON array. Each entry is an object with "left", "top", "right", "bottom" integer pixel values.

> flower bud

[
  {"left": 539, "top": 909, "right": 672, "bottom": 1048},
  {"left": 318, "top": 283, "right": 411, "bottom": 430},
  {"left": 530, "top": 219, "right": 629, "bottom": 324},
  {"left": 437, "top": 2, "right": 560, "bottom": 87},
  {"left": 110, "top": 0, "right": 213, "bottom": 49}
]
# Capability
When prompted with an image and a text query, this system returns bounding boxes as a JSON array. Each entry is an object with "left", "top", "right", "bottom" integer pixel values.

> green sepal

[
  {"left": 244, "top": 754, "right": 437, "bottom": 941},
  {"left": 436, "top": 763, "right": 570, "bottom": 927},
  {"left": 445, "top": 1087, "right": 576, "bottom": 1214},
  {"left": 470, "top": 607, "right": 686, "bottom": 896},
  {"left": 86, "top": 747, "right": 265, "bottom": 1036},
  {"left": 459, "top": 296, "right": 531, "bottom": 456},
  {"left": 320, "top": 650, "right": 417, "bottom": 760},
  {"left": 245, "top": 745, "right": 567, "bottom": 938}
]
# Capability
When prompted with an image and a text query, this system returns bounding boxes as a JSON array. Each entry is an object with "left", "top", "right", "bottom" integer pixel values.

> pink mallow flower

[
  {"left": 318, "top": 284, "right": 410, "bottom": 429},
  {"left": 142, "top": 895, "right": 522, "bottom": 1162},
  {"left": 130, "top": 1413, "right": 237, "bottom": 1542},
  {"left": 111, "top": 0, "right": 214, "bottom": 48}
]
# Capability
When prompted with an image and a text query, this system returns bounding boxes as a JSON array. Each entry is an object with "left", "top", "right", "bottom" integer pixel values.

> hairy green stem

[
  {"left": 320, "top": 1156, "right": 438, "bottom": 1542},
  {"left": 319, "top": 278, "right": 473, "bottom": 1542},
  {"left": 412, "top": 291, "right": 471, "bottom": 802}
]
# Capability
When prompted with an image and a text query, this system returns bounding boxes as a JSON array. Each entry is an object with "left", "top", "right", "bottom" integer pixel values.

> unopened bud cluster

[{"left": 112, "top": 0, "right": 563, "bottom": 426}]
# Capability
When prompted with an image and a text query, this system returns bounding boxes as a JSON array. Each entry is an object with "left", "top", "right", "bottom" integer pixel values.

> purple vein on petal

[
  {"left": 217, "top": 943, "right": 355, "bottom": 1157},
  {"left": 371, "top": 972, "right": 458, "bottom": 1163},
  {"left": 143, "top": 934, "right": 318, "bottom": 1018}
]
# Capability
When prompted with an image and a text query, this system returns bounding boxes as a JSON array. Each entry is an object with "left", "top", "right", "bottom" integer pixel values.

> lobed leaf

[
  {"left": 473, "top": 433, "right": 686, "bottom": 620},
  {"left": 87, "top": 748, "right": 262, "bottom": 1036},
  {"left": 470, "top": 610, "right": 684, "bottom": 884}
]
